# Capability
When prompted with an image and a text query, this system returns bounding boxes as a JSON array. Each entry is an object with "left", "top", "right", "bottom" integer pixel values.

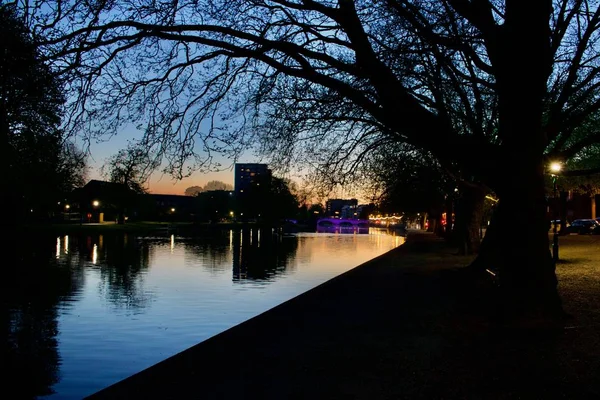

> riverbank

[{"left": 87, "top": 232, "right": 600, "bottom": 399}]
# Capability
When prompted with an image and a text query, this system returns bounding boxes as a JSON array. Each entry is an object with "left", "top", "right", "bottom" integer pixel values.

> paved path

[{"left": 87, "top": 232, "right": 600, "bottom": 399}]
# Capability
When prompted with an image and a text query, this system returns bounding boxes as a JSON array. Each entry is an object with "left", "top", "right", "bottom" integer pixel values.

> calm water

[{"left": 3, "top": 227, "right": 403, "bottom": 399}]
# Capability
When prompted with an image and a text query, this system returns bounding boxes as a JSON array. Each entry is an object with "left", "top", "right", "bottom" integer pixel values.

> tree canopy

[
  {"left": 185, "top": 181, "right": 233, "bottom": 196},
  {"left": 17, "top": 1, "right": 597, "bottom": 182},
  {"left": 1, "top": 5, "right": 86, "bottom": 221},
  {"left": 18, "top": 0, "right": 600, "bottom": 318},
  {"left": 101, "top": 143, "right": 159, "bottom": 194}
]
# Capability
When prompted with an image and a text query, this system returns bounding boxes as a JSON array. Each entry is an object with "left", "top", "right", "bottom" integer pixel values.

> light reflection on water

[{"left": 3, "top": 228, "right": 403, "bottom": 399}]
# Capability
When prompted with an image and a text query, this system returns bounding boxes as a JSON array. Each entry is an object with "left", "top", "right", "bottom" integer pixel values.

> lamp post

[
  {"left": 550, "top": 162, "right": 562, "bottom": 262},
  {"left": 92, "top": 200, "right": 100, "bottom": 223}
]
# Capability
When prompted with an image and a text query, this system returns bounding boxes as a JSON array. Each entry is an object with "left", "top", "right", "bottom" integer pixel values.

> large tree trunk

[
  {"left": 452, "top": 184, "right": 485, "bottom": 255},
  {"left": 465, "top": 179, "right": 563, "bottom": 321},
  {"left": 466, "top": 179, "right": 563, "bottom": 320},
  {"left": 466, "top": 202, "right": 498, "bottom": 273},
  {"left": 490, "top": 172, "right": 563, "bottom": 321},
  {"left": 477, "top": 1, "right": 563, "bottom": 322}
]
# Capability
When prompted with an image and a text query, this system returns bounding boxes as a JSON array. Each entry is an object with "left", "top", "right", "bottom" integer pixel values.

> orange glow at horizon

[
  {"left": 90, "top": 165, "right": 369, "bottom": 203},
  {"left": 140, "top": 170, "right": 236, "bottom": 195}
]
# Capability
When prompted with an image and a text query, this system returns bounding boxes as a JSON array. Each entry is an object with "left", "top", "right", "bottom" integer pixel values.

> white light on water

[{"left": 92, "top": 244, "right": 98, "bottom": 264}]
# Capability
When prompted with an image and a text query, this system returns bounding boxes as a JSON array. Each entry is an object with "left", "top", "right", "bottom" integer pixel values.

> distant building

[
  {"left": 234, "top": 163, "right": 272, "bottom": 194},
  {"left": 325, "top": 198, "right": 358, "bottom": 218},
  {"left": 234, "top": 163, "right": 272, "bottom": 219},
  {"left": 70, "top": 179, "right": 136, "bottom": 222}
]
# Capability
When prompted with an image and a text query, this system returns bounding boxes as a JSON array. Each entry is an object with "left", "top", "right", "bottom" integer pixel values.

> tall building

[
  {"left": 234, "top": 163, "right": 272, "bottom": 219},
  {"left": 234, "top": 163, "right": 272, "bottom": 194}
]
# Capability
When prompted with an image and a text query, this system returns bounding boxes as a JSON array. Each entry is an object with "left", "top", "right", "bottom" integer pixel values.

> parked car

[{"left": 565, "top": 219, "right": 600, "bottom": 234}]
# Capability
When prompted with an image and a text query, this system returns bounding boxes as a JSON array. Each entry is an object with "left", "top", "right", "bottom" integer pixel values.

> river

[{"left": 3, "top": 227, "right": 403, "bottom": 399}]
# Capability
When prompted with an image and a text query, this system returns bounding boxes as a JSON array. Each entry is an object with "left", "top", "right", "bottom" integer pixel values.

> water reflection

[
  {"left": 2, "top": 235, "right": 81, "bottom": 399},
  {"left": 95, "top": 234, "right": 152, "bottom": 312},
  {"left": 316, "top": 226, "right": 370, "bottom": 234},
  {"left": 175, "top": 229, "right": 232, "bottom": 273},
  {"left": 232, "top": 228, "right": 298, "bottom": 282},
  {"left": 2, "top": 232, "right": 153, "bottom": 398},
  {"left": 3, "top": 228, "right": 402, "bottom": 399}
]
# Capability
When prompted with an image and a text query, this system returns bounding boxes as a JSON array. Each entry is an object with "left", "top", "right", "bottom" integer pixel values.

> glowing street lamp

[
  {"left": 550, "top": 162, "right": 562, "bottom": 262},
  {"left": 92, "top": 200, "right": 100, "bottom": 207},
  {"left": 171, "top": 207, "right": 176, "bottom": 213}
]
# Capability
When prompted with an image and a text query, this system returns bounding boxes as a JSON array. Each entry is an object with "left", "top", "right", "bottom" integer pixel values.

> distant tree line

[
  {"left": 185, "top": 181, "right": 234, "bottom": 196},
  {"left": 192, "top": 175, "right": 301, "bottom": 224}
]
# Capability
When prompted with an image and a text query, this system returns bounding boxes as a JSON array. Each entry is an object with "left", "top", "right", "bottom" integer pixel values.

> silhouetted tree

[
  {"left": 264, "top": 177, "right": 301, "bottom": 222},
  {"left": 361, "top": 143, "right": 464, "bottom": 240},
  {"left": 24, "top": 0, "right": 600, "bottom": 319},
  {"left": 101, "top": 143, "right": 158, "bottom": 223},
  {"left": 196, "top": 190, "right": 235, "bottom": 222},
  {"left": 0, "top": 6, "right": 86, "bottom": 223},
  {"left": 185, "top": 181, "right": 232, "bottom": 197},
  {"left": 184, "top": 186, "right": 204, "bottom": 196},
  {"left": 204, "top": 180, "right": 233, "bottom": 192},
  {"left": 101, "top": 143, "right": 158, "bottom": 194}
]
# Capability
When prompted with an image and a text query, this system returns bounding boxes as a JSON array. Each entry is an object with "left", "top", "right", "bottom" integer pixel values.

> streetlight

[
  {"left": 550, "top": 162, "right": 562, "bottom": 262},
  {"left": 91, "top": 200, "right": 100, "bottom": 223}
]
